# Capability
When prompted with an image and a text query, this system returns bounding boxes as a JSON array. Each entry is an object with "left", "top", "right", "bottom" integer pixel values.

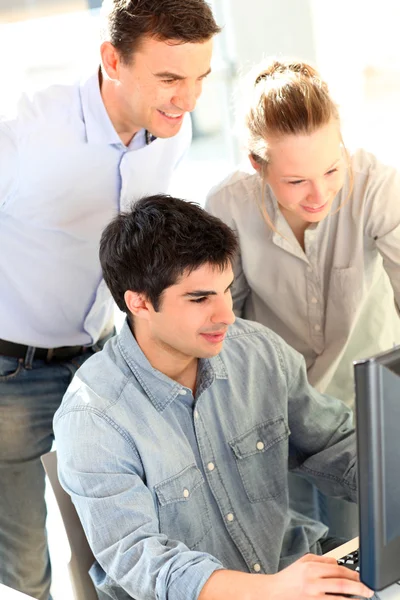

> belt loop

[
  {"left": 46, "top": 348, "right": 54, "bottom": 363},
  {"left": 24, "top": 346, "right": 36, "bottom": 370}
]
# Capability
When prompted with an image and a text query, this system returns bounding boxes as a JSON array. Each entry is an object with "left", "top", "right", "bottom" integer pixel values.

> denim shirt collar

[{"left": 117, "top": 319, "right": 228, "bottom": 412}]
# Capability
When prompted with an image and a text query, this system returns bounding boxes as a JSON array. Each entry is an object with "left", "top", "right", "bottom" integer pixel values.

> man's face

[
  {"left": 144, "top": 263, "right": 235, "bottom": 362},
  {"left": 110, "top": 36, "right": 213, "bottom": 138}
]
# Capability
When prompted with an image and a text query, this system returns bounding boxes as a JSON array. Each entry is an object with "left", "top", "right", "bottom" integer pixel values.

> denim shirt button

[
  {"left": 179, "top": 389, "right": 187, "bottom": 395},
  {"left": 194, "top": 410, "right": 199, "bottom": 419},
  {"left": 256, "top": 441, "right": 264, "bottom": 451},
  {"left": 226, "top": 513, "right": 234, "bottom": 522},
  {"left": 207, "top": 462, "right": 215, "bottom": 471},
  {"left": 253, "top": 563, "right": 261, "bottom": 572},
  {"left": 183, "top": 488, "right": 190, "bottom": 498}
]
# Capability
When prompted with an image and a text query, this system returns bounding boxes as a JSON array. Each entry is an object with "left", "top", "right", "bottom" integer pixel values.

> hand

[{"left": 268, "top": 553, "right": 374, "bottom": 599}]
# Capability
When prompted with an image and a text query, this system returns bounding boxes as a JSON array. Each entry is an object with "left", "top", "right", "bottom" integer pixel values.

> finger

[
  {"left": 316, "top": 563, "right": 362, "bottom": 581},
  {"left": 301, "top": 553, "right": 339, "bottom": 565},
  {"left": 317, "top": 576, "right": 374, "bottom": 598}
]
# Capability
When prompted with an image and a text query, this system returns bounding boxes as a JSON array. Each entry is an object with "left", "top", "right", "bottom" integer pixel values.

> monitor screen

[{"left": 354, "top": 346, "right": 400, "bottom": 591}]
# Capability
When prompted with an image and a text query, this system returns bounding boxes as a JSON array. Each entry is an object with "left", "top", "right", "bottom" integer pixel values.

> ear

[
  {"left": 100, "top": 41, "right": 121, "bottom": 80},
  {"left": 124, "top": 290, "right": 153, "bottom": 321},
  {"left": 249, "top": 153, "right": 262, "bottom": 173}
]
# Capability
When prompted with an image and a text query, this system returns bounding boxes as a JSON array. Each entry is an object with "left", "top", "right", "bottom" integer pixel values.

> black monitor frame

[{"left": 354, "top": 346, "right": 400, "bottom": 591}]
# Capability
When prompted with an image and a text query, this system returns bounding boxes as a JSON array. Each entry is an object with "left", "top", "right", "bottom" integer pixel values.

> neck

[
  {"left": 134, "top": 327, "right": 199, "bottom": 394},
  {"left": 99, "top": 73, "right": 141, "bottom": 146},
  {"left": 279, "top": 207, "right": 309, "bottom": 250}
]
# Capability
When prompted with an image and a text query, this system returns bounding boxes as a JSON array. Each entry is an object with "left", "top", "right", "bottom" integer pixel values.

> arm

[
  {"left": 205, "top": 188, "right": 250, "bottom": 317},
  {"left": 275, "top": 335, "right": 357, "bottom": 501},
  {"left": 0, "top": 121, "right": 18, "bottom": 209},
  {"left": 54, "top": 408, "right": 223, "bottom": 600}
]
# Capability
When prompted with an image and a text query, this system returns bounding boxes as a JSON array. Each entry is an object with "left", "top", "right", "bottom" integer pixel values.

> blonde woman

[{"left": 206, "top": 59, "right": 400, "bottom": 540}]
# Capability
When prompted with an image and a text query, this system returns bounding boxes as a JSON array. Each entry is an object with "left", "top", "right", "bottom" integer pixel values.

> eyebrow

[
  {"left": 154, "top": 67, "right": 212, "bottom": 81},
  {"left": 183, "top": 278, "right": 234, "bottom": 298},
  {"left": 282, "top": 158, "right": 341, "bottom": 179}
]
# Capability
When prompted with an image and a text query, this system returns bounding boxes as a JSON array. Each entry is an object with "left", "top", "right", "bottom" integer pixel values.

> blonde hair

[{"left": 243, "top": 59, "right": 353, "bottom": 230}]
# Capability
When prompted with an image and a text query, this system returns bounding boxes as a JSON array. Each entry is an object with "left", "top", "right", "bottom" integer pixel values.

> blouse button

[
  {"left": 253, "top": 563, "right": 261, "bottom": 572},
  {"left": 183, "top": 488, "right": 190, "bottom": 498},
  {"left": 256, "top": 441, "right": 264, "bottom": 451}
]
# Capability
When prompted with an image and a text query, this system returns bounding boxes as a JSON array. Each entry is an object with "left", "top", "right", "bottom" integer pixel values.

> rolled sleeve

[{"left": 54, "top": 406, "right": 224, "bottom": 600}]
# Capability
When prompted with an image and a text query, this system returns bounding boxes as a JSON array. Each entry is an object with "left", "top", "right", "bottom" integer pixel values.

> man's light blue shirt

[
  {"left": 54, "top": 317, "right": 357, "bottom": 600},
  {"left": 0, "top": 72, "right": 191, "bottom": 347}
]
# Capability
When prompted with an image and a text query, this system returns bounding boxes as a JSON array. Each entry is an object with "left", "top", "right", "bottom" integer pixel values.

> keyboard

[{"left": 337, "top": 548, "right": 360, "bottom": 572}]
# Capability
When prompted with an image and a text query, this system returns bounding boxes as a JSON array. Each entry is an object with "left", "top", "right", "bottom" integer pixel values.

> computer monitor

[{"left": 354, "top": 346, "right": 400, "bottom": 591}]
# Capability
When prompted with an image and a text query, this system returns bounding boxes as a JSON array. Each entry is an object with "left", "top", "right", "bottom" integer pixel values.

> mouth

[
  {"left": 200, "top": 331, "right": 227, "bottom": 344},
  {"left": 157, "top": 109, "right": 184, "bottom": 123},
  {"left": 300, "top": 201, "right": 328, "bottom": 214}
]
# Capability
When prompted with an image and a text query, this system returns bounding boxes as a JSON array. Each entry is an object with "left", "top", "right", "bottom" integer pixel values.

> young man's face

[
  {"left": 144, "top": 263, "right": 235, "bottom": 361},
  {"left": 110, "top": 36, "right": 213, "bottom": 138}
]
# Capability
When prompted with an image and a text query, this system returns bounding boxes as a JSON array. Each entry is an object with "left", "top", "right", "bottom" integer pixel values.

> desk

[
  {"left": 0, "top": 584, "right": 36, "bottom": 599},
  {"left": 325, "top": 536, "right": 359, "bottom": 559}
]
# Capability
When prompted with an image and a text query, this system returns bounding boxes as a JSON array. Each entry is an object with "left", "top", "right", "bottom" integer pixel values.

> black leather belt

[{"left": 0, "top": 339, "right": 90, "bottom": 362}]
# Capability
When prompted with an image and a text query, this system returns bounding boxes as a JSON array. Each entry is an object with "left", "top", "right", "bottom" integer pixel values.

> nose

[
  {"left": 211, "top": 295, "right": 235, "bottom": 326},
  {"left": 173, "top": 81, "right": 201, "bottom": 113},
  {"left": 309, "top": 180, "right": 326, "bottom": 205}
]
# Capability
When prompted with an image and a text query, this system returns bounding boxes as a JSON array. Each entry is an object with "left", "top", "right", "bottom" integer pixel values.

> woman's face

[{"left": 254, "top": 120, "right": 346, "bottom": 225}]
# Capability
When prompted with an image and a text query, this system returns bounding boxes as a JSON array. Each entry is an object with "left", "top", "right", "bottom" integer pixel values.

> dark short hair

[
  {"left": 99, "top": 194, "right": 238, "bottom": 313},
  {"left": 101, "top": 0, "right": 221, "bottom": 64}
]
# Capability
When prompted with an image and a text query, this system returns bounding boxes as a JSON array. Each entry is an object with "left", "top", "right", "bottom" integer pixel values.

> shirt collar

[
  {"left": 117, "top": 319, "right": 228, "bottom": 412},
  {"left": 79, "top": 70, "right": 152, "bottom": 149}
]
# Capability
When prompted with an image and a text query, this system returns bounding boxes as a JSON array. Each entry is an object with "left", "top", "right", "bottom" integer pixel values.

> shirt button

[
  {"left": 311, "top": 297, "right": 318, "bottom": 304},
  {"left": 256, "top": 441, "right": 264, "bottom": 451},
  {"left": 194, "top": 410, "right": 199, "bottom": 419},
  {"left": 183, "top": 488, "right": 190, "bottom": 498},
  {"left": 207, "top": 462, "right": 215, "bottom": 471},
  {"left": 253, "top": 563, "right": 261, "bottom": 572},
  {"left": 226, "top": 513, "right": 234, "bottom": 522},
  {"left": 179, "top": 389, "right": 187, "bottom": 395},
  {"left": 314, "top": 324, "right": 321, "bottom": 332}
]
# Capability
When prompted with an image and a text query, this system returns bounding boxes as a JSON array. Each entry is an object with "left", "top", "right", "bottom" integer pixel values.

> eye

[
  {"left": 326, "top": 168, "right": 338, "bottom": 176},
  {"left": 161, "top": 79, "right": 176, "bottom": 84},
  {"left": 190, "top": 297, "right": 207, "bottom": 304},
  {"left": 288, "top": 179, "right": 305, "bottom": 186}
]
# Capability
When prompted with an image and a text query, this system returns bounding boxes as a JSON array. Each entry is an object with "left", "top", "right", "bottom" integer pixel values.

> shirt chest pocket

[
  {"left": 154, "top": 464, "right": 212, "bottom": 550},
  {"left": 229, "top": 417, "right": 289, "bottom": 503}
]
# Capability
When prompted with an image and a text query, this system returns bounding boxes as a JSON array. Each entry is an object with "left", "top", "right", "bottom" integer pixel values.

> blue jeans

[
  {"left": 0, "top": 339, "right": 110, "bottom": 600},
  {"left": 288, "top": 471, "right": 359, "bottom": 540}
]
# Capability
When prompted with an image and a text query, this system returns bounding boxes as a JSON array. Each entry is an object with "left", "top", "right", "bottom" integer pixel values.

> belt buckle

[{"left": 45, "top": 348, "right": 55, "bottom": 363}]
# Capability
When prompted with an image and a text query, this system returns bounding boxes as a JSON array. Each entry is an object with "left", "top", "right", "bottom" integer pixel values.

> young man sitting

[{"left": 54, "top": 195, "right": 371, "bottom": 600}]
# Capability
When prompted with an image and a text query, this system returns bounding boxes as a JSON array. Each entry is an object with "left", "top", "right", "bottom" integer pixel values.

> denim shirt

[{"left": 54, "top": 318, "right": 357, "bottom": 600}]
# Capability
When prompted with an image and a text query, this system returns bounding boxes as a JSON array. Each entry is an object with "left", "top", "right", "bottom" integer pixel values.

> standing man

[{"left": 0, "top": 2, "right": 220, "bottom": 599}]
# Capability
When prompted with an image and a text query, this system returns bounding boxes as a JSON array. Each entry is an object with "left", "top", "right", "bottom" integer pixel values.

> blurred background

[{"left": 1, "top": 1, "right": 399, "bottom": 597}]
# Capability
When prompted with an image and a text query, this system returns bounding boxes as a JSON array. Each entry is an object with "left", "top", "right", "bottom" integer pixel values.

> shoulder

[
  {"left": 15, "top": 81, "right": 81, "bottom": 125},
  {"left": 208, "top": 166, "right": 261, "bottom": 201},
  {"left": 206, "top": 166, "right": 261, "bottom": 217},
  {"left": 55, "top": 337, "right": 132, "bottom": 419},
  {"left": 223, "top": 317, "right": 301, "bottom": 371}
]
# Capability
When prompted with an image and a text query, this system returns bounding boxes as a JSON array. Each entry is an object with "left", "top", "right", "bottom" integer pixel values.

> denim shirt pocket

[
  {"left": 229, "top": 417, "right": 289, "bottom": 503},
  {"left": 154, "top": 464, "right": 212, "bottom": 549}
]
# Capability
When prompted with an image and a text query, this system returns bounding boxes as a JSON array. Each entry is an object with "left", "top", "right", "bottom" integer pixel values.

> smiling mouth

[
  {"left": 301, "top": 201, "right": 328, "bottom": 213},
  {"left": 158, "top": 110, "right": 184, "bottom": 119}
]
